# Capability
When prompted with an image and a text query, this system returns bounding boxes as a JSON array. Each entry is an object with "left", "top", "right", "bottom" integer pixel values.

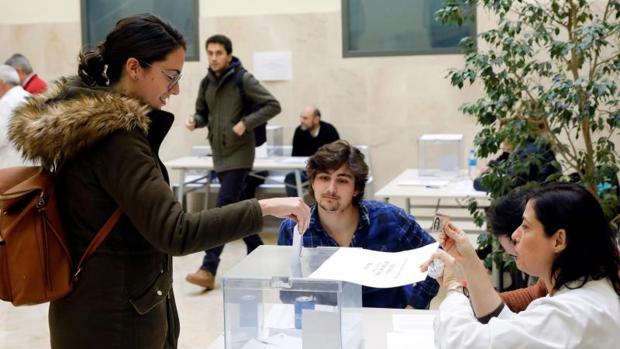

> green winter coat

[
  {"left": 193, "top": 57, "right": 281, "bottom": 172},
  {"left": 9, "top": 77, "right": 264, "bottom": 349}
]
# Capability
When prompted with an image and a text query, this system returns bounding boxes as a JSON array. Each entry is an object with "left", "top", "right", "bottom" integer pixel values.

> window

[
  {"left": 81, "top": 0, "right": 199, "bottom": 61},
  {"left": 342, "top": 0, "right": 476, "bottom": 57}
]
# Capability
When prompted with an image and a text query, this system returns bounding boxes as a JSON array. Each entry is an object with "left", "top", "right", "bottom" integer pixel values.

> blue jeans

[
  {"left": 201, "top": 169, "right": 264, "bottom": 274},
  {"left": 284, "top": 170, "right": 309, "bottom": 197}
]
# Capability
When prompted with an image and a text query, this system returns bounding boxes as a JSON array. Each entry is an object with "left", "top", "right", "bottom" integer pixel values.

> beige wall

[{"left": 4, "top": 2, "right": 614, "bottom": 193}]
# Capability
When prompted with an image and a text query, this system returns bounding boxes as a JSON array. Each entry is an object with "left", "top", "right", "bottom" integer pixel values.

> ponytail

[
  {"left": 78, "top": 43, "right": 108, "bottom": 86},
  {"left": 76, "top": 13, "right": 185, "bottom": 87}
]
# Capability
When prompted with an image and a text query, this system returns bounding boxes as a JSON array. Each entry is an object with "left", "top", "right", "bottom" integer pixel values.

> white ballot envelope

[
  {"left": 291, "top": 225, "right": 302, "bottom": 260},
  {"left": 307, "top": 242, "right": 439, "bottom": 288}
]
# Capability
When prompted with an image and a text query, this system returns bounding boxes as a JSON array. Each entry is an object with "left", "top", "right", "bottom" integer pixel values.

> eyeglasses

[{"left": 139, "top": 60, "right": 182, "bottom": 91}]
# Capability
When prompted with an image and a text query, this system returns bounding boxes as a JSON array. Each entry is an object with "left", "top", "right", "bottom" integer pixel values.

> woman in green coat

[{"left": 9, "top": 14, "right": 309, "bottom": 349}]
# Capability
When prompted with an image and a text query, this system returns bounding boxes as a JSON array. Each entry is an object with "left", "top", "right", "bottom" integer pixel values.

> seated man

[
  {"left": 278, "top": 140, "right": 439, "bottom": 308},
  {"left": 284, "top": 106, "right": 339, "bottom": 197}
]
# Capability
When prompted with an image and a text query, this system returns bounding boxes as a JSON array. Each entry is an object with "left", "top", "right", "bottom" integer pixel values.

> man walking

[{"left": 185, "top": 34, "right": 281, "bottom": 290}]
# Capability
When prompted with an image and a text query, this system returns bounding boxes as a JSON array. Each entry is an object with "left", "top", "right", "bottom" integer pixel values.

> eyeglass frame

[{"left": 138, "top": 60, "right": 182, "bottom": 91}]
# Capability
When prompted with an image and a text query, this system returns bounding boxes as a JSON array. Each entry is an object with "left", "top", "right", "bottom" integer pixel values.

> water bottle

[{"left": 468, "top": 148, "right": 478, "bottom": 179}]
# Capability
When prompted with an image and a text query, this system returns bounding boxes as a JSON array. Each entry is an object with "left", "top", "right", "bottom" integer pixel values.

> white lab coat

[
  {"left": 434, "top": 278, "right": 620, "bottom": 349},
  {"left": 0, "top": 85, "right": 30, "bottom": 168}
]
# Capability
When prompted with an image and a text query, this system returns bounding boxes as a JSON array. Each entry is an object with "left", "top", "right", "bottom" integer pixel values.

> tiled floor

[{"left": 1, "top": 232, "right": 446, "bottom": 349}]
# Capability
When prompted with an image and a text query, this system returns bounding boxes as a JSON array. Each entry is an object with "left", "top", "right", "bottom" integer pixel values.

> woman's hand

[
  {"left": 420, "top": 249, "right": 459, "bottom": 289},
  {"left": 258, "top": 197, "right": 311, "bottom": 233},
  {"left": 438, "top": 222, "right": 478, "bottom": 266},
  {"left": 437, "top": 223, "right": 505, "bottom": 318}
]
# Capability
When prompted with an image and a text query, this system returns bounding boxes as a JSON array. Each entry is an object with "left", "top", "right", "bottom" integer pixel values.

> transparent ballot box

[
  {"left": 418, "top": 133, "right": 464, "bottom": 177},
  {"left": 222, "top": 245, "right": 363, "bottom": 349}
]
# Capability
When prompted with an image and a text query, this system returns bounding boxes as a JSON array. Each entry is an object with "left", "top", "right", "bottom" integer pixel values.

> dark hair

[
  {"left": 314, "top": 108, "right": 321, "bottom": 118},
  {"left": 487, "top": 188, "right": 533, "bottom": 237},
  {"left": 206, "top": 34, "right": 233, "bottom": 54},
  {"left": 78, "top": 13, "right": 186, "bottom": 86},
  {"left": 306, "top": 140, "right": 368, "bottom": 206},
  {"left": 528, "top": 183, "right": 620, "bottom": 295}
]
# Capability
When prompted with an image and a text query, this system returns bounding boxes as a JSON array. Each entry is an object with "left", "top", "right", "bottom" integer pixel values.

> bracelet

[{"left": 446, "top": 280, "right": 469, "bottom": 297}]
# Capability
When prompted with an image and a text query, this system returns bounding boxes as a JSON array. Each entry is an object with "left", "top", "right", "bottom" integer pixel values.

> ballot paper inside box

[{"left": 222, "top": 245, "right": 363, "bottom": 349}]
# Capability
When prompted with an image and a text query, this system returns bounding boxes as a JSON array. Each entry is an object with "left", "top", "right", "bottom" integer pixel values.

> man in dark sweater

[{"left": 285, "top": 106, "right": 339, "bottom": 196}]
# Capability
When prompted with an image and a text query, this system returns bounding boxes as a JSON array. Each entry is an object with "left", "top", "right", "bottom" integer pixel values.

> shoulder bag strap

[{"left": 73, "top": 208, "right": 123, "bottom": 279}]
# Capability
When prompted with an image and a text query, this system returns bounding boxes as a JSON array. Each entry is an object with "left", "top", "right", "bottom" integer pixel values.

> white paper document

[
  {"left": 239, "top": 333, "right": 301, "bottom": 349},
  {"left": 386, "top": 331, "right": 434, "bottom": 349},
  {"left": 253, "top": 51, "right": 293, "bottom": 81},
  {"left": 392, "top": 313, "right": 436, "bottom": 332},
  {"left": 291, "top": 225, "right": 302, "bottom": 261},
  {"left": 307, "top": 243, "right": 439, "bottom": 288},
  {"left": 388, "top": 313, "right": 436, "bottom": 349},
  {"left": 398, "top": 179, "right": 450, "bottom": 187}
]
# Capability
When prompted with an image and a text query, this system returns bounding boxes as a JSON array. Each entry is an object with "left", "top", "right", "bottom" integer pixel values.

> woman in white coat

[
  {"left": 0, "top": 64, "right": 30, "bottom": 168},
  {"left": 424, "top": 183, "right": 620, "bottom": 349}
]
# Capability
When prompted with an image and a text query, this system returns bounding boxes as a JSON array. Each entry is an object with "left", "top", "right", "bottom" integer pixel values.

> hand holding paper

[{"left": 308, "top": 243, "right": 439, "bottom": 288}]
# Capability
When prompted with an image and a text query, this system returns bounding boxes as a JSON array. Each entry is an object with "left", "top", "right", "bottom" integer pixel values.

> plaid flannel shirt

[{"left": 278, "top": 200, "right": 439, "bottom": 309}]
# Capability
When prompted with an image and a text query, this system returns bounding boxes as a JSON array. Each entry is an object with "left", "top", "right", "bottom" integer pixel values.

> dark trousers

[
  {"left": 284, "top": 170, "right": 309, "bottom": 197},
  {"left": 201, "top": 169, "right": 264, "bottom": 274}
]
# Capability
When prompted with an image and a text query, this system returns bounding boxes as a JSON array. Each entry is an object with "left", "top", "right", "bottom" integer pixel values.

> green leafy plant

[{"left": 438, "top": 0, "right": 620, "bottom": 278}]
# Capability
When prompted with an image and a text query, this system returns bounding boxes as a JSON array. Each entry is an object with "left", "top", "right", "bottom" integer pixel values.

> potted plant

[{"left": 437, "top": 0, "right": 620, "bottom": 281}]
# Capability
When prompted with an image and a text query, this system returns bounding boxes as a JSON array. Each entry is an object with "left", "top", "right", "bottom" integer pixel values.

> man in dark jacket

[
  {"left": 284, "top": 105, "right": 340, "bottom": 197},
  {"left": 185, "top": 34, "right": 281, "bottom": 290},
  {"left": 473, "top": 139, "right": 561, "bottom": 192}
]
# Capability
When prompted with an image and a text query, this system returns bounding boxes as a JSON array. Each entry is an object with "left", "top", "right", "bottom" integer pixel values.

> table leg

[
  {"left": 176, "top": 169, "right": 186, "bottom": 205},
  {"left": 203, "top": 173, "right": 211, "bottom": 210},
  {"left": 294, "top": 170, "right": 303, "bottom": 197},
  {"left": 405, "top": 198, "right": 411, "bottom": 214}
]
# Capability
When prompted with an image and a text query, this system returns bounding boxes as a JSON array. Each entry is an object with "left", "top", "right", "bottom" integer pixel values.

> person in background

[
  {"left": 423, "top": 184, "right": 620, "bottom": 348},
  {"left": 5, "top": 53, "right": 48, "bottom": 94},
  {"left": 279, "top": 140, "right": 439, "bottom": 309},
  {"left": 284, "top": 106, "right": 340, "bottom": 197},
  {"left": 185, "top": 34, "right": 281, "bottom": 291},
  {"left": 9, "top": 14, "right": 309, "bottom": 349},
  {"left": 0, "top": 64, "right": 31, "bottom": 168},
  {"left": 487, "top": 188, "right": 548, "bottom": 312},
  {"left": 473, "top": 138, "right": 561, "bottom": 192}
]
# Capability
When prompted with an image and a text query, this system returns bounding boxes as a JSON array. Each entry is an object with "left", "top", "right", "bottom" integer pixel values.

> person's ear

[
  {"left": 553, "top": 229, "right": 567, "bottom": 254},
  {"left": 125, "top": 57, "right": 141, "bottom": 81}
]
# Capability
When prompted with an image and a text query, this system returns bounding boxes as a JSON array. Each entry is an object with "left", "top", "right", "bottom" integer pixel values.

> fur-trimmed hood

[{"left": 9, "top": 76, "right": 151, "bottom": 169}]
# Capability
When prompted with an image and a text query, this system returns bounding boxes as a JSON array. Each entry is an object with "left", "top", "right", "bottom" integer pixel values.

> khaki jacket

[
  {"left": 9, "top": 77, "right": 263, "bottom": 349},
  {"left": 193, "top": 57, "right": 281, "bottom": 172}
]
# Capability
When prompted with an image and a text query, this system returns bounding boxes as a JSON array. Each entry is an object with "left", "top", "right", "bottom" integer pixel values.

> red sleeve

[{"left": 499, "top": 279, "right": 548, "bottom": 312}]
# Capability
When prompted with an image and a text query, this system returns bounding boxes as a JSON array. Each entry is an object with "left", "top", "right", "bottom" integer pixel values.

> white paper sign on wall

[{"left": 253, "top": 51, "right": 293, "bottom": 81}]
